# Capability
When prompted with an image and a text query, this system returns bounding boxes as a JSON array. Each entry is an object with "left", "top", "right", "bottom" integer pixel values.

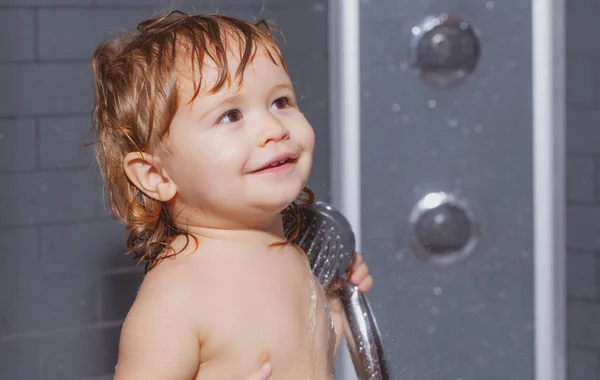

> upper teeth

[{"left": 269, "top": 159, "right": 287, "bottom": 167}]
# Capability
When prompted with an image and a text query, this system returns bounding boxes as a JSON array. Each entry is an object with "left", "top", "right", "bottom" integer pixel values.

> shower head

[
  {"left": 295, "top": 201, "right": 356, "bottom": 288},
  {"left": 294, "top": 201, "right": 390, "bottom": 380}
]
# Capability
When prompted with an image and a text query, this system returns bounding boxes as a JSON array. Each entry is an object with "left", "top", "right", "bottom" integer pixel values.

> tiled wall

[
  {"left": 566, "top": 1, "right": 600, "bottom": 378},
  {"left": 0, "top": 1, "right": 329, "bottom": 379}
]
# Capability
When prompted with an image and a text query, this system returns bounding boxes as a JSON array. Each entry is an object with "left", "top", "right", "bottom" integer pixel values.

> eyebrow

[
  {"left": 272, "top": 82, "right": 295, "bottom": 93},
  {"left": 197, "top": 93, "right": 244, "bottom": 122}
]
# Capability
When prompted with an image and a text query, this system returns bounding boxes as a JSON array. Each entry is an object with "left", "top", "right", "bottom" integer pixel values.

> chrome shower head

[
  {"left": 295, "top": 201, "right": 390, "bottom": 380},
  {"left": 295, "top": 201, "right": 356, "bottom": 288}
]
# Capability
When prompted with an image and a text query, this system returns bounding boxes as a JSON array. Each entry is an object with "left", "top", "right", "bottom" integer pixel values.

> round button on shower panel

[
  {"left": 409, "top": 14, "right": 481, "bottom": 87},
  {"left": 409, "top": 192, "right": 478, "bottom": 265}
]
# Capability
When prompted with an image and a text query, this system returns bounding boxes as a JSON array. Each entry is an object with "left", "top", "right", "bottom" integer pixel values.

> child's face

[{"left": 162, "top": 49, "right": 315, "bottom": 223}]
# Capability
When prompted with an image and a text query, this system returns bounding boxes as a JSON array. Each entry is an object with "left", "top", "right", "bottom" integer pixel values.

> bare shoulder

[{"left": 114, "top": 255, "right": 209, "bottom": 380}]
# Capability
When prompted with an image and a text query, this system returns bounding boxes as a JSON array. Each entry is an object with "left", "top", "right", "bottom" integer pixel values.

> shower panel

[{"left": 330, "top": 0, "right": 566, "bottom": 379}]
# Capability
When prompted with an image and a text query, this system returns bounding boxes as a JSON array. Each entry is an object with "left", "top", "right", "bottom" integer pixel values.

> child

[{"left": 91, "top": 10, "right": 373, "bottom": 380}]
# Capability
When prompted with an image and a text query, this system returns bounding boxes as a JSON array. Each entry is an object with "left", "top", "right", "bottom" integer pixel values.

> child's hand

[
  {"left": 243, "top": 363, "right": 272, "bottom": 380},
  {"left": 346, "top": 252, "right": 373, "bottom": 293}
]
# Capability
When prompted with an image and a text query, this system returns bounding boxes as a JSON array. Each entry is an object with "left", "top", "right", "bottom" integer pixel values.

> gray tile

[
  {"left": 567, "top": 302, "right": 600, "bottom": 347},
  {"left": 39, "top": 116, "right": 95, "bottom": 169},
  {"left": 567, "top": 110, "right": 600, "bottom": 155},
  {"left": 0, "top": 227, "right": 40, "bottom": 336},
  {"left": 567, "top": 1, "right": 600, "bottom": 56},
  {"left": 0, "top": 118, "right": 36, "bottom": 172},
  {"left": 0, "top": 170, "right": 97, "bottom": 228},
  {"left": 568, "top": 348, "right": 599, "bottom": 380},
  {"left": 40, "top": 326, "right": 120, "bottom": 380},
  {"left": 567, "top": 253, "right": 597, "bottom": 299},
  {"left": 0, "top": 63, "right": 93, "bottom": 117},
  {"left": 0, "top": 10, "right": 35, "bottom": 62},
  {"left": 38, "top": 8, "right": 159, "bottom": 61},
  {"left": 567, "top": 157, "right": 595, "bottom": 203},
  {"left": 40, "top": 220, "right": 132, "bottom": 276},
  {"left": 9, "top": 275, "right": 98, "bottom": 334},
  {"left": 0, "top": 0, "right": 90, "bottom": 4},
  {"left": 0, "top": 338, "right": 41, "bottom": 380},
  {"left": 567, "top": 58, "right": 596, "bottom": 106},
  {"left": 100, "top": 271, "right": 143, "bottom": 322},
  {"left": 567, "top": 206, "right": 600, "bottom": 250}
]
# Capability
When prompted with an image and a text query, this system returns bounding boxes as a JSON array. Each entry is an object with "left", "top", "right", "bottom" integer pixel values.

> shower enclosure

[{"left": 330, "top": 0, "right": 571, "bottom": 379}]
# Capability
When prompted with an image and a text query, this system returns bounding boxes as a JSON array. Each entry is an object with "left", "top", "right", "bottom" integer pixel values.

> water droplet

[
  {"left": 448, "top": 119, "right": 459, "bottom": 127},
  {"left": 392, "top": 103, "right": 401, "bottom": 112},
  {"left": 428, "top": 100, "right": 437, "bottom": 108},
  {"left": 412, "top": 26, "right": 421, "bottom": 35},
  {"left": 474, "top": 124, "right": 484, "bottom": 134},
  {"left": 486, "top": 1, "right": 494, "bottom": 9},
  {"left": 433, "top": 287, "right": 442, "bottom": 295}
]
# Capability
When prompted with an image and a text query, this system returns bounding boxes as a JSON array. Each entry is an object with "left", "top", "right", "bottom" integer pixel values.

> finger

[
  {"left": 351, "top": 253, "right": 363, "bottom": 268},
  {"left": 243, "top": 363, "right": 272, "bottom": 380},
  {"left": 346, "top": 255, "right": 361, "bottom": 277},
  {"left": 350, "top": 263, "right": 369, "bottom": 285},
  {"left": 358, "top": 276, "right": 374, "bottom": 293}
]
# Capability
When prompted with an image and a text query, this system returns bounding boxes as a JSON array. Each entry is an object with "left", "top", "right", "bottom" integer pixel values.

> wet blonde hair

[{"left": 90, "top": 10, "right": 314, "bottom": 271}]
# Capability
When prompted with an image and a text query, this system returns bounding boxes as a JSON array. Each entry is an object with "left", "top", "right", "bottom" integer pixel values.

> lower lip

[{"left": 251, "top": 161, "right": 294, "bottom": 175}]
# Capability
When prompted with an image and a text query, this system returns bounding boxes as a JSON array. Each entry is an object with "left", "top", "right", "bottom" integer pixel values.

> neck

[{"left": 172, "top": 209, "right": 288, "bottom": 246}]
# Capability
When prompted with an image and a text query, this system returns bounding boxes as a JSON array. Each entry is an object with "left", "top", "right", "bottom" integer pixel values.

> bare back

[{"left": 114, "top": 238, "right": 337, "bottom": 380}]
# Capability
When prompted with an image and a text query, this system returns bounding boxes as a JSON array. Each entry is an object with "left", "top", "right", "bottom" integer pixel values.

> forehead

[{"left": 176, "top": 44, "right": 288, "bottom": 101}]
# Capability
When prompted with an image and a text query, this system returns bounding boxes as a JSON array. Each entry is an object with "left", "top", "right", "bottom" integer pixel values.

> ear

[{"left": 123, "top": 152, "right": 177, "bottom": 202}]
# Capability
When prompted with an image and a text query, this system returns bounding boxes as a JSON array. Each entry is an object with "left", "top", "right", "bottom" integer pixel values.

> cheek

[
  {"left": 298, "top": 121, "right": 316, "bottom": 153},
  {"left": 181, "top": 135, "right": 248, "bottom": 184}
]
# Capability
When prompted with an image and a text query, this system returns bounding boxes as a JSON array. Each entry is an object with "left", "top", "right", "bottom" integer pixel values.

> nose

[{"left": 258, "top": 115, "right": 290, "bottom": 146}]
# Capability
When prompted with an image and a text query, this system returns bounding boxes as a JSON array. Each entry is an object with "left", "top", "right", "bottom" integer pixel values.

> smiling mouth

[{"left": 251, "top": 157, "right": 298, "bottom": 174}]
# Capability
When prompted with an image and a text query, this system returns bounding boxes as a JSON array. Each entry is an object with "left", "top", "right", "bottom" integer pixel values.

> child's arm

[{"left": 112, "top": 284, "right": 201, "bottom": 380}]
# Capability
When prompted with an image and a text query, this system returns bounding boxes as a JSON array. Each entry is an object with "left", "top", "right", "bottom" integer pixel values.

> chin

[{"left": 255, "top": 183, "right": 305, "bottom": 213}]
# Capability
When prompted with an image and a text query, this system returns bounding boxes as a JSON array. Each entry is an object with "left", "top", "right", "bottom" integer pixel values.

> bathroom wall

[
  {"left": 566, "top": 1, "right": 600, "bottom": 378},
  {"left": 0, "top": 1, "right": 329, "bottom": 378}
]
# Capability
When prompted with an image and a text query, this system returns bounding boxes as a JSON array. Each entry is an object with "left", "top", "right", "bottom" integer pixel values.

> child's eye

[
  {"left": 218, "top": 110, "right": 242, "bottom": 124},
  {"left": 271, "top": 96, "right": 292, "bottom": 111}
]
